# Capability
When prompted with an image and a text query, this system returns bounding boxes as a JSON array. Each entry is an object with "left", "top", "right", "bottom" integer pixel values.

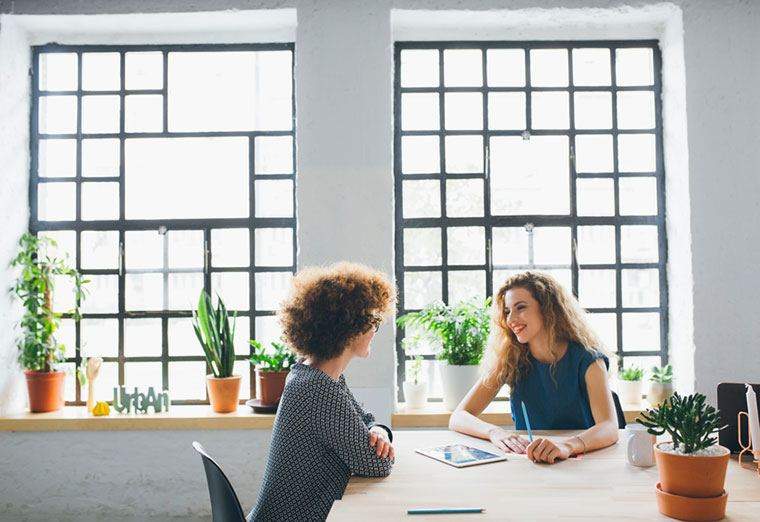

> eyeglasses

[{"left": 370, "top": 315, "right": 383, "bottom": 333}]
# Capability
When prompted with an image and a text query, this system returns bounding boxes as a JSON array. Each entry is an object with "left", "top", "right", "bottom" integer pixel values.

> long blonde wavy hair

[{"left": 483, "top": 271, "right": 605, "bottom": 390}]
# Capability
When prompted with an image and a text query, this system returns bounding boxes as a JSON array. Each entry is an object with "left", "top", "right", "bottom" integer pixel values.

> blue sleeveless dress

[{"left": 510, "top": 341, "right": 608, "bottom": 430}]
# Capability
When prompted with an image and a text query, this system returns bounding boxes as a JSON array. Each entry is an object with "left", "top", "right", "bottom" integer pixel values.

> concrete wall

[{"left": 1, "top": 0, "right": 759, "bottom": 520}]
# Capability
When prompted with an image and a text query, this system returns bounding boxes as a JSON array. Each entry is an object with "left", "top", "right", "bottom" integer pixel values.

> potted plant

[
  {"left": 402, "top": 355, "right": 428, "bottom": 410},
  {"left": 192, "top": 290, "right": 240, "bottom": 413},
  {"left": 648, "top": 364, "right": 674, "bottom": 406},
  {"left": 618, "top": 366, "right": 644, "bottom": 405},
  {"left": 397, "top": 298, "right": 491, "bottom": 411},
  {"left": 249, "top": 340, "right": 296, "bottom": 407},
  {"left": 637, "top": 393, "right": 729, "bottom": 521},
  {"left": 11, "top": 233, "right": 86, "bottom": 413}
]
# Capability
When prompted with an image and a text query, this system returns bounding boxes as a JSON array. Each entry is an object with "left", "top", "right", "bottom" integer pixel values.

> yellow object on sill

[{"left": 92, "top": 402, "right": 110, "bottom": 416}]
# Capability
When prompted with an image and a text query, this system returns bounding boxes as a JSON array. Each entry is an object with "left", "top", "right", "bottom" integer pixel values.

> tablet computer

[{"left": 415, "top": 444, "right": 507, "bottom": 468}]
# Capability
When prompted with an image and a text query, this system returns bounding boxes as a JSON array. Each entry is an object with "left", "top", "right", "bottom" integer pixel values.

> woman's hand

[
  {"left": 526, "top": 437, "right": 572, "bottom": 464},
  {"left": 368, "top": 427, "right": 395, "bottom": 460},
  {"left": 488, "top": 427, "right": 530, "bottom": 454}
]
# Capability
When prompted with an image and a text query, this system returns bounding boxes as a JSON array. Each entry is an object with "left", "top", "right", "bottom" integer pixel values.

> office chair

[
  {"left": 192, "top": 441, "right": 246, "bottom": 522},
  {"left": 611, "top": 391, "right": 627, "bottom": 429}
]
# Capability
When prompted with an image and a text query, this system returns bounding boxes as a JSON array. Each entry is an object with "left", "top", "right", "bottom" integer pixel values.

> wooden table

[{"left": 329, "top": 430, "right": 760, "bottom": 520}]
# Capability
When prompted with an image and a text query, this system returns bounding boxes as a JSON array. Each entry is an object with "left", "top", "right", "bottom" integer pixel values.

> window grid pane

[
  {"left": 395, "top": 41, "right": 667, "bottom": 402},
  {"left": 30, "top": 43, "right": 296, "bottom": 405}
]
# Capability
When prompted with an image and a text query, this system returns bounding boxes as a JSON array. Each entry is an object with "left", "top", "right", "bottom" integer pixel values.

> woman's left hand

[
  {"left": 368, "top": 427, "right": 395, "bottom": 460},
  {"left": 526, "top": 437, "right": 572, "bottom": 464}
]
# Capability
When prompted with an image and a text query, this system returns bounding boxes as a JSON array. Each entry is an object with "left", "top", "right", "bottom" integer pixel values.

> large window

[
  {"left": 394, "top": 41, "right": 667, "bottom": 400},
  {"left": 30, "top": 43, "right": 296, "bottom": 404}
]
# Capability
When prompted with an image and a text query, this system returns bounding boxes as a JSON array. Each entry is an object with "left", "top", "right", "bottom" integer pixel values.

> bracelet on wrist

[{"left": 570, "top": 435, "right": 587, "bottom": 456}]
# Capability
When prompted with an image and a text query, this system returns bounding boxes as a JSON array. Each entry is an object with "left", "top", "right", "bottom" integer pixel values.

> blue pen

[
  {"left": 408, "top": 508, "right": 484, "bottom": 515},
  {"left": 521, "top": 401, "right": 534, "bottom": 442}
]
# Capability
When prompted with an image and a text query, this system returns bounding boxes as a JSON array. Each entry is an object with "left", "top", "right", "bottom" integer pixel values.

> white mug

[{"left": 625, "top": 423, "right": 656, "bottom": 467}]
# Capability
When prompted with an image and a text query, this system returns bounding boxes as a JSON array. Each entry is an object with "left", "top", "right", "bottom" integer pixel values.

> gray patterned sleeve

[
  {"left": 341, "top": 377, "right": 393, "bottom": 441},
  {"left": 341, "top": 376, "right": 376, "bottom": 426},
  {"left": 312, "top": 384, "right": 394, "bottom": 478}
]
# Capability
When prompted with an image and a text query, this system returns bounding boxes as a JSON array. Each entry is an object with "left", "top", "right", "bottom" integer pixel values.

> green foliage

[
  {"left": 407, "top": 355, "right": 424, "bottom": 385},
  {"left": 10, "top": 233, "right": 87, "bottom": 372},
  {"left": 650, "top": 364, "right": 673, "bottom": 384},
  {"left": 637, "top": 392, "right": 726, "bottom": 453},
  {"left": 619, "top": 366, "right": 644, "bottom": 381},
  {"left": 249, "top": 340, "right": 297, "bottom": 372},
  {"left": 191, "top": 290, "right": 236, "bottom": 378},
  {"left": 397, "top": 298, "right": 492, "bottom": 366}
]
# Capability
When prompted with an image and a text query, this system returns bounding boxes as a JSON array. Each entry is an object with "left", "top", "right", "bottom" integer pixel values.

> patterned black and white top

[{"left": 248, "top": 362, "right": 394, "bottom": 521}]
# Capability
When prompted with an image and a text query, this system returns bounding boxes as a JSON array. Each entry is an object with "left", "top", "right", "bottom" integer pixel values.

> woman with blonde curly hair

[
  {"left": 449, "top": 271, "right": 619, "bottom": 465},
  {"left": 249, "top": 262, "right": 397, "bottom": 522}
]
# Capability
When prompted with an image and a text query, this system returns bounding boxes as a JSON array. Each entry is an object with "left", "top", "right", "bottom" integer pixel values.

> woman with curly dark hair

[{"left": 248, "top": 262, "right": 397, "bottom": 522}]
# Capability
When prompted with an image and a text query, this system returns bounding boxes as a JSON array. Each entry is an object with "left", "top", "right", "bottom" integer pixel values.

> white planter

[
  {"left": 440, "top": 362, "right": 480, "bottom": 411},
  {"left": 403, "top": 381, "right": 428, "bottom": 410},
  {"left": 648, "top": 382, "right": 674, "bottom": 406},
  {"left": 618, "top": 379, "right": 644, "bottom": 405}
]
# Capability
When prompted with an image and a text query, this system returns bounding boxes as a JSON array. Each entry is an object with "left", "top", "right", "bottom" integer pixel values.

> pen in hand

[{"left": 521, "top": 401, "right": 534, "bottom": 442}]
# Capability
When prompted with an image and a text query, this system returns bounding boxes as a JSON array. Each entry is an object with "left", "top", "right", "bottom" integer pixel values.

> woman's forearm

[
  {"left": 449, "top": 409, "right": 500, "bottom": 440},
  {"left": 565, "top": 419, "right": 619, "bottom": 455}
]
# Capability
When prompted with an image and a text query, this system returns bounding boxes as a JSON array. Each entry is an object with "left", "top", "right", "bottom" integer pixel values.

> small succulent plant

[
  {"left": 650, "top": 364, "right": 673, "bottom": 384},
  {"left": 619, "top": 366, "right": 644, "bottom": 382},
  {"left": 637, "top": 392, "right": 725, "bottom": 454}
]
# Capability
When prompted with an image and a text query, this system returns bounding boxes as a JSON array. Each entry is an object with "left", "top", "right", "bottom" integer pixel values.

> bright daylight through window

[
  {"left": 30, "top": 44, "right": 296, "bottom": 404},
  {"left": 394, "top": 42, "right": 667, "bottom": 401}
]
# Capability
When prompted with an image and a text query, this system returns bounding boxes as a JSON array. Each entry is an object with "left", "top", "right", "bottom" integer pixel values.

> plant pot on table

[{"left": 654, "top": 442, "right": 730, "bottom": 521}]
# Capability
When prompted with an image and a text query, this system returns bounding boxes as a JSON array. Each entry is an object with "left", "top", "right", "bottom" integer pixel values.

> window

[
  {"left": 30, "top": 43, "right": 296, "bottom": 404},
  {"left": 394, "top": 41, "right": 667, "bottom": 400}
]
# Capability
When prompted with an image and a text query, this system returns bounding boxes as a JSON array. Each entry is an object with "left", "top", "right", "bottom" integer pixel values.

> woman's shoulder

[{"left": 568, "top": 341, "right": 609, "bottom": 370}]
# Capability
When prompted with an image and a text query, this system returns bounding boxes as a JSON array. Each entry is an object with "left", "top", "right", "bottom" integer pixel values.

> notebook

[{"left": 717, "top": 382, "right": 760, "bottom": 453}]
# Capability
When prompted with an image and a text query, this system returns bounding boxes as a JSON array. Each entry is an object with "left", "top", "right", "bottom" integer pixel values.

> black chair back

[
  {"left": 611, "top": 391, "right": 627, "bottom": 429},
  {"left": 192, "top": 441, "right": 246, "bottom": 522}
]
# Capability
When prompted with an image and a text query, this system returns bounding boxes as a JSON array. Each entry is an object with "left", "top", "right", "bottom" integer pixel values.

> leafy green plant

[
  {"left": 397, "top": 298, "right": 492, "bottom": 366},
  {"left": 650, "top": 364, "right": 673, "bottom": 384},
  {"left": 619, "top": 366, "right": 644, "bottom": 382},
  {"left": 407, "top": 355, "right": 424, "bottom": 385},
  {"left": 191, "top": 290, "right": 236, "bottom": 378},
  {"left": 10, "top": 233, "right": 87, "bottom": 372},
  {"left": 249, "top": 340, "right": 296, "bottom": 372},
  {"left": 637, "top": 392, "right": 725, "bottom": 453}
]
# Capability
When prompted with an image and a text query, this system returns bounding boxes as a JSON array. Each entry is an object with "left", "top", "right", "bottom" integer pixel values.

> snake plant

[{"left": 192, "top": 290, "right": 236, "bottom": 378}]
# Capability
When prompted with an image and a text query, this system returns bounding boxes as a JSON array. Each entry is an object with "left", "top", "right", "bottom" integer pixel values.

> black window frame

[
  {"left": 29, "top": 42, "right": 297, "bottom": 405},
  {"left": 394, "top": 40, "right": 668, "bottom": 401}
]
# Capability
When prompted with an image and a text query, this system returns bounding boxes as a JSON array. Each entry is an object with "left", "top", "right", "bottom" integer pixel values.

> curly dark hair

[{"left": 278, "top": 262, "right": 396, "bottom": 361}]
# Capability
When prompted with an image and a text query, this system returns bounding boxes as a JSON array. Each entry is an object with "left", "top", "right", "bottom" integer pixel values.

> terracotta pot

[
  {"left": 206, "top": 375, "right": 242, "bottom": 413},
  {"left": 256, "top": 370, "right": 289, "bottom": 407},
  {"left": 654, "top": 443, "right": 730, "bottom": 498},
  {"left": 25, "top": 370, "right": 65, "bottom": 413},
  {"left": 656, "top": 483, "right": 727, "bottom": 522}
]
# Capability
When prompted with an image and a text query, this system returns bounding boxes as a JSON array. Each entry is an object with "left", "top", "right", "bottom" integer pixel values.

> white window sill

[
  {"left": 0, "top": 405, "right": 275, "bottom": 432},
  {"left": 392, "top": 401, "right": 646, "bottom": 428}
]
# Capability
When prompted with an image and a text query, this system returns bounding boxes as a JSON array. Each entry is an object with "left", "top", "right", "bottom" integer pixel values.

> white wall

[{"left": 1, "top": 0, "right": 759, "bottom": 519}]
